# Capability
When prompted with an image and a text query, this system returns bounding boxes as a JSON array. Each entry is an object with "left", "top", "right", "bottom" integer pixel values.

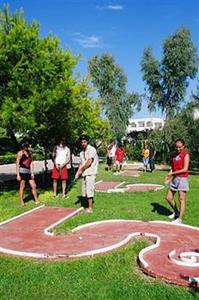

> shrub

[{"left": 0, "top": 154, "right": 16, "bottom": 165}]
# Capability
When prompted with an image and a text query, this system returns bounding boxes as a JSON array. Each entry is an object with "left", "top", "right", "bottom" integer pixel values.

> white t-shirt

[
  {"left": 55, "top": 146, "right": 71, "bottom": 168},
  {"left": 109, "top": 145, "right": 116, "bottom": 157},
  {"left": 80, "top": 144, "right": 98, "bottom": 176}
]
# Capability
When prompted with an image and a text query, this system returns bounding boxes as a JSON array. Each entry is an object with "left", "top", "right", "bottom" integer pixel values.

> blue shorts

[{"left": 143, "top": 157, "right": 149, "bottom": 166}]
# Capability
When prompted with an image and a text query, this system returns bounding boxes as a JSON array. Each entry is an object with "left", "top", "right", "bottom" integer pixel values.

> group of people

[
  {"left": 16, "top": 137, "right": 190, "bottom": 223},
  {"left": 106, "top": 142, "right": 126, "bottom": 173},
  {"left": 142, "top": 142, "right": 156, "bottom": 172},
  {"left": 16, "top": 135, "right": 98, "bottom": 213}
]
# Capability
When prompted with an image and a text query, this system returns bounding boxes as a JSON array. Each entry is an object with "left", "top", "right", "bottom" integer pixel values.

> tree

[
  {"left": 179, "top": 90, "right": 199, "bottom": 168},
  {"left": 88, "top": 53, "right": 141, "bottom": 142},
  {"left": 141, "top": 28, "right": 198, "bottom": 121},
  {"left": 0, "top": 5, "right": 108, "bottom": 158}
]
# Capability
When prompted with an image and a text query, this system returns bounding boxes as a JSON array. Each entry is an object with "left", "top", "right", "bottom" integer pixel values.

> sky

[{"left": 0, "top": 0, "right": 198, "bottom": 118}]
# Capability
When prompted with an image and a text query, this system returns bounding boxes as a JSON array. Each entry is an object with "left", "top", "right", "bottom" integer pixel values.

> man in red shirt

[
  {"left": 165, "top": 139, "right": 190, "bottom": 224},
  {"left": 115, "top": 144, "right": 126, "bottom": 173}
]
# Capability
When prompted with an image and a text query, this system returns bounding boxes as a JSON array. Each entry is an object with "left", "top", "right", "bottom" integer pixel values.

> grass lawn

[{"left": 0, "top": 165, "right": 199, "bottom": 300}]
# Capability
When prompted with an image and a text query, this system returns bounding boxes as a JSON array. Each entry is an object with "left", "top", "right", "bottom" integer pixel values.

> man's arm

[{"left": 75, "top": 158, "right": 93, "bottom": 179}]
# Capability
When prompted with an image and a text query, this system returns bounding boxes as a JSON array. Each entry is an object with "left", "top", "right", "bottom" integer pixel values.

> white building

[
  {"left": 127, "top": 117, "right": 164, "bottom": 133},
  {"left": 193, "top": 109, "right": 199, "bottom": 120}
]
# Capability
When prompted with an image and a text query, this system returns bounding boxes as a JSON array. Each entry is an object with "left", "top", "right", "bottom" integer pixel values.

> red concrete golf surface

[
  {"left": 95, "top": 181, "right": 163, "bottom": 192},
  {"left": 120, "top": 170, "right": 140, "bottom": 177},
  {"left": 0, "top": 206, "right": 199, "bottom": 287},
  {"left": 95, "top": 181, "right": 123, "bottom": 192},
  {"left": 126, "top": 184, "right": 164, "bottom": 192}
]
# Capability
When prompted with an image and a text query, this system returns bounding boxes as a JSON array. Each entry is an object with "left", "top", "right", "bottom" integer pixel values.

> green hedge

[
  {"left": 0, "top": 153, "right": 48, "bottom": 165},
  {"left": 0, "top": 154, "right": 16, "bottom": 165}
]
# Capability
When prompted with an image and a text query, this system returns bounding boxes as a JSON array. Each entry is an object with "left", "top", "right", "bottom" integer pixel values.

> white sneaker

[
  {"left": 171, "top": 218, "right": 182, "bottom": 224},
  {"left": 168, "top": 212, "right": 179, "bottom": 220}
]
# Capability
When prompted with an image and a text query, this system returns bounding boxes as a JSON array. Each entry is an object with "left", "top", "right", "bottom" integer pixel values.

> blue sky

[{"left": 1, "top": 0, "right": 198, "bottom": 118}]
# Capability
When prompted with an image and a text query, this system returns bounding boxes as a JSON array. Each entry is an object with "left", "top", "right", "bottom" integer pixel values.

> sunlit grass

[{"left": 0, "top": 164, "right": 198, "bottom": 299}]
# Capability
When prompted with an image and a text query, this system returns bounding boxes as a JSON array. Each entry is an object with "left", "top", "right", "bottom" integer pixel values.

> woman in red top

[
  {"left": 16, "top": 141, "right": 39, "bottom": 207},
  {"left": 165, "top": 139, "right": 190, "bottom": 224}
]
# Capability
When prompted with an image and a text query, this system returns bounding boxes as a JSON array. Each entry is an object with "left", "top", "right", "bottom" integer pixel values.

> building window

[
  {"left": 130, "top": 122, "right": 137, "bottom": 127},
  {"left": 138, "top": 121, "right": 145, "bottom": 127},
  {"left": 146, "top": 121, "right": 152, "bottom": 127},
  {"left": 154, "top": 123, "right": 162, "bottom": 129}
]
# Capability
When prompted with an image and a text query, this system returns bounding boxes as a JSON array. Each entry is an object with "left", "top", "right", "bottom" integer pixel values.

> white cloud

[
  {"left": 107, "top": 5, "right": 124, "bottom": 10},
  {"left": 97, "top": 4, "right": 124, "bottom": 11},
  {"left": 74, "top": 34, "right": 103, "bottom": 48}
]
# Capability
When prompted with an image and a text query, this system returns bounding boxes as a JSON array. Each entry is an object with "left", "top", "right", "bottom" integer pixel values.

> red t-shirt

[
  {"left": 115, "top": 147, "right": 125, "bottom": 162},
  {"left": 171, "top": 149, "right": 189, "bottom": 177}
]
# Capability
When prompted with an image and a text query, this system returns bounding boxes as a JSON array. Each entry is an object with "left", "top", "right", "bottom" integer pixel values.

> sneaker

[
  {"left": 168, "top": 211, "right": 179, "bottom": 220},
  {"left": 62, "top": 194, "right": 69, "bottom": 198},
  {"left": 171, "top": 218, "right": 182, "bottom": 224}
]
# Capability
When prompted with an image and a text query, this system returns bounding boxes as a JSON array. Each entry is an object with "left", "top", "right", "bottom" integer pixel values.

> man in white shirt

[
  {"left": 75, "top": 135, "right": 98, "bottom": 213},
  {"left": 51, "top": 139, "right": 71, "bottom": 197}
]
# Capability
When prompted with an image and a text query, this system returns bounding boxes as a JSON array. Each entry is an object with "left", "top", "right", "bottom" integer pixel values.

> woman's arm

[
  {"left": 30, "top": 160, "right": 35, "bottom": 179},
  {"left": 16, "top": 151, "right": 22, "bottom": 181},
  {"left": 170, "top": 154, "right": 190, "bottom": 175},
  {"left": 168, "top": 154, "right": 190, "bottom": 176}
]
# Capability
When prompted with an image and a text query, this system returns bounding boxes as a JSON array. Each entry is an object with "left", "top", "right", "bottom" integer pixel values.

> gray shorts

[
  {"left": 169, "top": 176, "right": 189, "bottom": 192},
  {"left": 82, "top": 175, "right": 96, "bottom": 198}
]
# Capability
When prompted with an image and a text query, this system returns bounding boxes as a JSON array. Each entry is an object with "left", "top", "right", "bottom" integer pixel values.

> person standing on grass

[
  {"left": 75, "top": 135, "right": 98, "bottom": 213},
  {"left": 51, "top": 138, "right": 71, "bottom": 198},
  {"left": 16, "top": 141, "right": 39, "bottom": 207},
  {"left": 142, "top": 144, "right": 150, "bottom": 172},
  {"left": 165, "top": 138, "right": 190, "bottom": 224},
  {"left": 115, "top": 143, "right": 126, "bottom": 173},
  {"left": 106, "top": 142, "right": 116, "bottom": 171},
  {"left": 149, "top": 142, "right": 156, "bottom": 172}
]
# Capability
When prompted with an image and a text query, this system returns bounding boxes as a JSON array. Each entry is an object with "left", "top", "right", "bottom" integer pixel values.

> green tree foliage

[
  {"left": 141, "top": 28, "right": 198, "bottom": 120},
  {"left": 88, "top": 53, "right": 141, "bottom": 142},
  {"left": 179, "top": 90, "right": 199, "bottom": 168},
  {"left": 148, "top": 119, "right": 188, "bottom": 163},
  {"left": 148, "top": 86, "right": 199, "bottom": 167},
  {"left": 0, "top": 6, "right": 108, "bottom": 154}
]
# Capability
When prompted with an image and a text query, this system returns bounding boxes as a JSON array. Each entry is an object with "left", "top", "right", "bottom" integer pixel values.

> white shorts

[
  {"left": 82, "top": 175, "right": 96, "bottom": 198},
  {"left": 169, "top": 176, "right": 189, "bottom": 192},
  {"left": 115, "top": 160, "right": 123, "bottom": 166}
]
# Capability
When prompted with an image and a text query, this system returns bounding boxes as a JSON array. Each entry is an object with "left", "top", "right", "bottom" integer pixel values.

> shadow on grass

[
  {"left": 75, "top": 196, "right": 88, "bottom": 208},
  {"left": 151, "top": 202, "right": 172, "bottom": 216},
  {"left": 23, "top": 191, "right": 41, "bottom": 204}
]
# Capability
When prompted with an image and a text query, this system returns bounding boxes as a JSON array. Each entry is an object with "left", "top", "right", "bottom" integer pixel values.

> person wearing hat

[
  {"left": 16, "top": 141, "right": 40, "bottom": 207},
  {"left": 75, "top": 135, "right": 98, "bottom": 213}
]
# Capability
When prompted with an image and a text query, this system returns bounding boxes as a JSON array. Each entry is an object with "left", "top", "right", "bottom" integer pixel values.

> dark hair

[
  {"left": 59, "top": 138, "right": 66, "bottom": 147},
  {"left": 21, "top": 141, "right": 29, "bottom": 149},
  {"left": 175, "top": 138, "right": 185, "bottom": 146},
  {"left": 79, "top": 135, "right": 89, "bottom": 142}
]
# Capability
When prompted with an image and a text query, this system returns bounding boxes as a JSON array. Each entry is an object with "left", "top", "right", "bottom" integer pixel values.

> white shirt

[
  {"left": 80, "top": 144, "right": 98, "bottom": 176},
  {"left": 109, "top": 145, "right": 116, "bottom": 157},
  {"left": 55, "top": 146, "right": 71, "bottom": 167}
]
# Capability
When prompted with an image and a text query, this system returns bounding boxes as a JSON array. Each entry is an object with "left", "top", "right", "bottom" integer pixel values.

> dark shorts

[
  {"left": 107, "top": 157, "right": 114, "bottom": 166},
  {"left": 51, "top": 166, "right": 68, "bottom": 180},
  {"left": 20, "top": 173, "right": 31, "bottom": 181}
]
